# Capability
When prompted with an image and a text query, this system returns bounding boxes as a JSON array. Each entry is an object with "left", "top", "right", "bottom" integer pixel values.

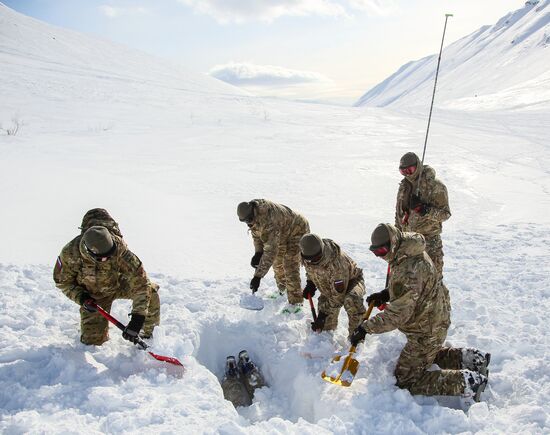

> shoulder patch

[
  {"left": 122, "top": 250, "right": 142, "bottom": 271},
  {"left": 55, "top": 256, "right": 63, "bottom": 272},
  {"left": 334, "top": 279, "right": 345, "bottom": 293}
]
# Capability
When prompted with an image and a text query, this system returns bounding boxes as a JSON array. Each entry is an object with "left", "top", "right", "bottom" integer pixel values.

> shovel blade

[{"left": 321, "top": 353, "right": 359, "bottom": 387}]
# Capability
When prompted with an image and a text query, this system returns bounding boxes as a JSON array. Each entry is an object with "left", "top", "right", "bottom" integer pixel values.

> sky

[{"left": 3, "top": 0, "right": 526, "bottom": 104}]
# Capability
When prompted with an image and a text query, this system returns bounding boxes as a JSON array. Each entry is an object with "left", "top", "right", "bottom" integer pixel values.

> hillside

[{"left": 355, "top": 1, "right": 550, "bottom": 110}]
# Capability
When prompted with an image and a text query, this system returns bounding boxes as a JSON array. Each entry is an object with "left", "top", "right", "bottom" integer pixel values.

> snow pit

[{"left": 194, "top": 316, "right": 334, "bottom": 424}]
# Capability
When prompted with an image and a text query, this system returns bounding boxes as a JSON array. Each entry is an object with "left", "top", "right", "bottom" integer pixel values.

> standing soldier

[
  {"left": 351, "top": 224, "right": 490, "bottom": 406},
  {"left": 237, "top": 199, "right": 309, "bottom": 313},
  {"left": 53, "top": 208, "right": 160, "bottom": 346},
  {"left": 395, "top": 152, "right": 450, "bottom": 278},
  {"left": 300, "top": 233, "right": 366, "bottom": 338}
]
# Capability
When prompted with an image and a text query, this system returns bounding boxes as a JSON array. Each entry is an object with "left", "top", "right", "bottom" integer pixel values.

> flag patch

[{"left": 56, "top": 256, "right": 63, "bottom": 271}]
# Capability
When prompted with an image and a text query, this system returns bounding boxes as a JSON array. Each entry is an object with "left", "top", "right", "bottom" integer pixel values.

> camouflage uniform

[
  {"left": 304, "top": 239, "right": 366, "bottom": 336},
  {"left": 361, "top": 225, "right": 468, "bottom": 396},
  {"left": 53, "top": 210, "right": 159, "bottom": 345},
  {"left": 395, "top": 164, "right": 450, "bottom": 278},
  {"left": 248, "top": 199, "right": 310, "bottom": 304}
]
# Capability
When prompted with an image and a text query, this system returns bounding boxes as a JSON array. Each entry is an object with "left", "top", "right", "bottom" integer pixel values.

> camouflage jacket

[
  {"left": 53, "top": 234, "right": 152, "bottom": 315},
  {"left": 364, "top": 225, "right": 451, "bottom": 336},
  {"left": 248, "top": 199, "right": 309, "bottom": 278},
  {"left": 303, "top": 239, "right": 364, "bottom": 307},
  {"left": 395, "top": 165, "right": 451, "bottom": 237}
]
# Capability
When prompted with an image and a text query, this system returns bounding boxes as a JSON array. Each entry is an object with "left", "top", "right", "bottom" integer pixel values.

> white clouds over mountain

[
  {"left": 209, "top": 62, "right": 329, "bottom": 86},
  {"left": 179, "top": 0, "right": 395, "bottom": 23}
]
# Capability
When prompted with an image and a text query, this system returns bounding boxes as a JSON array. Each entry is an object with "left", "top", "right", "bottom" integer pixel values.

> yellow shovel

[{"left": 321, "top": 302, "right": 375, "bottom": 387}]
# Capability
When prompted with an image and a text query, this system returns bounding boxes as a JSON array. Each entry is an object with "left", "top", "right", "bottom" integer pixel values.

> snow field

[{"left": 1, "top": 222, "right": 549, "bottom": 433}]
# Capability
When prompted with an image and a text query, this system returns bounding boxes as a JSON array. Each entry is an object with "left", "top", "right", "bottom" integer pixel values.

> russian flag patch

[{"left": 55, "top": 256, "right": 63, "bottom": 271}]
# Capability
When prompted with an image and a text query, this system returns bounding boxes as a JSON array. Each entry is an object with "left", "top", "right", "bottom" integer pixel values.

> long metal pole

[{"left": 421, "top": 13, "right": 453, "bottom": 165}]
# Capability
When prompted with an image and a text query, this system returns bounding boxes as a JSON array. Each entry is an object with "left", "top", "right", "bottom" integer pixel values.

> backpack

[{"left": 79, "top": 208, "right": 123, "bottom": 238}]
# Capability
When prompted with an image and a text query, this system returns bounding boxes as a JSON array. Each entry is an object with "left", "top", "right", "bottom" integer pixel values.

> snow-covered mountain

[
  {"left": 355, "top": 0, "right": 550, "bottom": 110},
  {"left": 1, "top": 3, "right": 549, "bottom": 434}
]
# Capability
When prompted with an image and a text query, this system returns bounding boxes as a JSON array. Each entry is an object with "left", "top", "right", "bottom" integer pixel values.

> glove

[
  {"left": 410, "top": 194, "right": 430, "bottom": 216},
  {"left": 122, "top": 314, "right": 145, "bottom": 344},
  {"left": 79, "top": 292, "right": 97, "bottom": 313},
  {"left": 311, "top": 312, "right": 327, "bottom": 332},
  {"left": 350, "top": 325, "right": 367, "bottom": 347},
  {"left": 250, "top": 276, "right": 261, "bottom": 293},
  {"left": 302, "top": 280, "right": 317, "bottom": 299},
  {"left": 366, "top": 289, "right": 390, "bottom": 307},
  {"left": 250, "top": 252, "right": 263, "bottom": 268}
]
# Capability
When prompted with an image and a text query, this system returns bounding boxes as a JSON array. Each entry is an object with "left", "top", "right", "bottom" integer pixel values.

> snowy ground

[{"left": 1, "top": 3, "right": 550, "bottom": 434}]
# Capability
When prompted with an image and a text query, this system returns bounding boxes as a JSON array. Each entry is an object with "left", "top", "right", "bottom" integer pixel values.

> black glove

[
  {"left": 250, "top": 252, "right": 263, "bottom": 268},
  {"left": 250, "top": 276, "right": 261, "bottom": 293},
  {"left": 79, "top": 292, "right": 97, "bottom": 313},
  {"left": 366, "top": 289, "right": 390, "bottom": 307},
  {"left": 410, "top": 194, "right": 430, "bottom": 216},
  {"left": 350, "top": 325, "right": 367, "bottom": 347},
  {"left": 302, "top": 280, "right": 317, "bottom": 299},
  {"left": 122, "top": 314, "right": 145, "bottom": 344},
  {"left": 311, "top": 312, "right": 327, "bottom": 332}
]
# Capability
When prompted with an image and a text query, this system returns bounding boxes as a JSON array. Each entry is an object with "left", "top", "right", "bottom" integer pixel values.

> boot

[
  {"left": 221, "top": 356, "right": 252, "bottom": 407},
  {"left": 238, "top": 350, "right": 267, "bottom": 397},
  {"left": 461, "top": 370, "right": 488, "bottom": 408},
  {"left": 462, "top": 348, "right": 491, "bottom": 377}
]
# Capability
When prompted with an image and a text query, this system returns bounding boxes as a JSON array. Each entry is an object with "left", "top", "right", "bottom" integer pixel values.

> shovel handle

[
  {"left": 89, "top": 301, "right": 148, "bottom": 350},
  {"left": 307, "top": 294, "right": 317, "bottom": 322}
]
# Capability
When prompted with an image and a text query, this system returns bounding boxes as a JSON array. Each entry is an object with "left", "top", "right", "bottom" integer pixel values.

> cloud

[
  {"left": 209, "top": 62, "right": 329, "bottom": 87},
  {"left": 178, "top": 0, "right": 347, "bottom": 24},
  {"left": 347, "top": 0, "right": 397, "bottom": 16},
  {"left": 99, "top": 5, "right": 149, "bottom": 19}
]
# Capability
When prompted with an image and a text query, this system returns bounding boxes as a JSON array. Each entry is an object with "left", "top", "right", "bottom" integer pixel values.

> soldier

[
  {"left": 300, "top": 233, "right": 366, "bottom": 338},
  {"left": 350, "top": 224, "right": 490, "bottom": 405},
  {"left": 395, "top": 152, "right": 450, "bottom": 278},
  {"left": 53, "top": 208, "right": 160, "bottom": 346},
  {"left": 237, "top": 199, "right": 310, "bottom": 312}
]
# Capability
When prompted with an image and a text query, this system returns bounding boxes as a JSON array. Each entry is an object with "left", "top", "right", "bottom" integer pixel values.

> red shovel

[{"left": 88, "top": 301, "right": 184, "bottom": 367}]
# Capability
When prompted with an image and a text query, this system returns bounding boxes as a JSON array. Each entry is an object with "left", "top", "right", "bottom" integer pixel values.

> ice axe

[
  {"left": 89, "top": 301, "right": 184, "bottom": 367},
  {"left": 307, "top": 294, "right": 317, "bottom": 323},
  {"left": 321, "top": 301, "right": 375, "bottom": 387}
]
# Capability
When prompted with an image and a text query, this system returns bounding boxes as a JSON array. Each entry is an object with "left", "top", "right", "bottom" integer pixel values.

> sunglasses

[
  {"left": 301, "top": 252, "right": 323, "bottom": 264},
  {"left": 84, "top": 242, "right": 116, "bottom": 262},
  {"left": 369, "top": 244, "right": 390, "bottom": 257},
  {"left": 399, "top": 165, "right": 417, "bottom": 176}
]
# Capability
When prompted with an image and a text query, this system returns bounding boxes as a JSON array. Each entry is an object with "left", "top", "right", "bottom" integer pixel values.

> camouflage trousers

[
  {"left": 395, "top": 328, "right": 466, "bottom": 396},
  {"left": 318, "top": 280, "right": 366, "bottom": 336},
  {"left": 221, "top": 375, "right": 252, "bottom": 408},
  {"left": 272, "top": 223, "right": 309, "bottom": 305},
  {"left": 80, "top": 283, "right": 160, "bottom": 345},
  {"left": 425, "top": 235, "right": 444, "bottom": 279}
]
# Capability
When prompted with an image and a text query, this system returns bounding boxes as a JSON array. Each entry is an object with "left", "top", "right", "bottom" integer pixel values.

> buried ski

[{"left": 89, "top": 301, "right": 184, "bottom": 368}]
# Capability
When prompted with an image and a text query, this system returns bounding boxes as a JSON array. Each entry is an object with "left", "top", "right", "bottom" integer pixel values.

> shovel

[
  {"left": 321, "top": 302, "right": 375, "bottom": 387},
  {"left": 89, "top": 301, "right": 184, "bottom": 367}
]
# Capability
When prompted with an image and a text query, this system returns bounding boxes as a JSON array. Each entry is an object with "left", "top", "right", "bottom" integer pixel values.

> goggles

[
  {"left": 301, "top": 251, "right": 323, "bottom": 265},
  {"left": 84, "top": 242, "right": 116, "bottom": 262},
  {"left": 399, "top": 165, "right": 417, "bottom": 176},
  {"left": 369, "top": 244, "right": 390, "bottom": 257}
]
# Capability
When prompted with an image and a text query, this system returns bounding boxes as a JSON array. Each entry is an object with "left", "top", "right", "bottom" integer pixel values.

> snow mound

[{"left": 355, "top": 0, "right": 550, "bottom": 111}]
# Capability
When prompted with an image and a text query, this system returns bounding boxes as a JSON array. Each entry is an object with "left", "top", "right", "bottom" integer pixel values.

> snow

[
  {"left": 1, "top": 2, "right": 550, "bottom": 434},
  {"left": 355, "top": 0, "right": 550, "bottom": 111}
]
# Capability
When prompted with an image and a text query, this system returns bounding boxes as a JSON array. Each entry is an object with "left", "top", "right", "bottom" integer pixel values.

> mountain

[{"left": 355, "top": 0, "right": 550, "bottom": 110}]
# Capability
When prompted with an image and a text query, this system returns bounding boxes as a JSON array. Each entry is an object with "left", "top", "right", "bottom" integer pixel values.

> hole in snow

[{"left": 194, "top": 316, "right": 335, "bottom": 424}]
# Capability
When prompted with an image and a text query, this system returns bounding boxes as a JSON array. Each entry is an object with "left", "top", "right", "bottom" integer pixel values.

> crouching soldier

[
  {"left": 350, "top": 224, "right": 490, "bottom": 406},
  {"left": 299, "top": 233, "right": 366, "bottom": 338},
  {"left": 237, "top": 199, "right": 310, "bottom": 312},
  {"left": 53, "top": 208, "right": 160, "bottom": 345}
]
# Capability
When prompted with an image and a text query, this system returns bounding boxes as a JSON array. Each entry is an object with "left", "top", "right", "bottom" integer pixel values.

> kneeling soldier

[
  {"left": 53, "top": 208, "right": 160, "bottom": 345},
  {"left": 351, "top": 224, "right": 489, "bottom": 405},
  {"left": 300, "top": 233, "right": 366, "bottom": 338}
]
